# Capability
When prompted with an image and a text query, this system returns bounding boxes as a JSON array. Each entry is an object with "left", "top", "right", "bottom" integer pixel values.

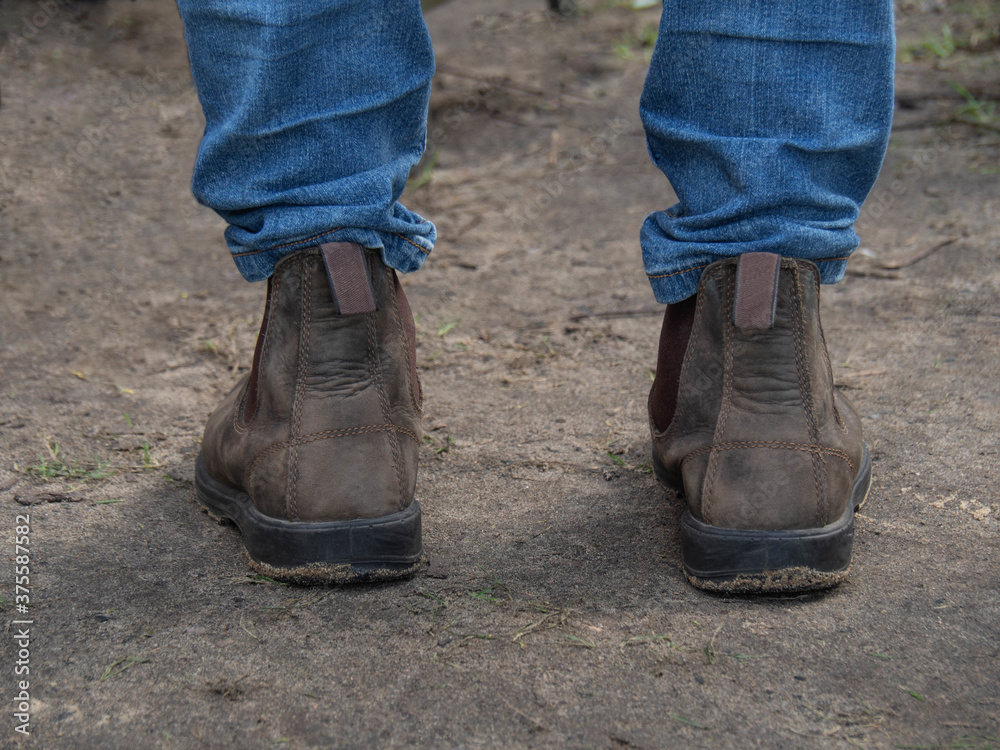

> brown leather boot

[
  {"left": 650, "top": 253, "right": 871, "bottom": 593},
  {"left": 195, "top": 244, "right": 424, "bottom": 583}
]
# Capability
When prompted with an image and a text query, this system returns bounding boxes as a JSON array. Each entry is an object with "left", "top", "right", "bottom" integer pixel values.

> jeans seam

[
  {"left": 646, "top": 255, "right": 852, "bottom": 281},
  {"left": 231, "top": 229, "right": 344, "bottom": 258},
  {"left": 392, "top": 232, "right": 431, "bottom": 254},
  {"left": 228, "top": 229, "right": 430, "bottom": 261}
]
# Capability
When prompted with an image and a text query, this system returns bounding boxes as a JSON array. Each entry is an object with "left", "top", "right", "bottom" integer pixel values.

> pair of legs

[{"left": 179, "top": 0, "right": 894, "bottom": 592}]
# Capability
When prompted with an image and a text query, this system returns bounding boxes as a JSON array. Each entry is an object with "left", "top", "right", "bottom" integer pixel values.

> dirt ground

[{"left": 1, "top": 0, "right": 998, "bottom": 747}]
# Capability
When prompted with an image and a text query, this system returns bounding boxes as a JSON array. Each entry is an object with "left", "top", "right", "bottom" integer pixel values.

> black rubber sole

[
  {"left": 655, "top": 446, "right": 872, "bottom": 593},
  {"left": 194, "top": 454, "right": 423, "bottom": 584}
]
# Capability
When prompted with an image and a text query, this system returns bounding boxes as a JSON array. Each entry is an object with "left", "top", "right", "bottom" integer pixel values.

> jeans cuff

[
  {"left": 647, "top": 256, "right": 850, "bottom": 304},
  {"left": 229, "top": 224, "right": 435, "bottom": 282}
]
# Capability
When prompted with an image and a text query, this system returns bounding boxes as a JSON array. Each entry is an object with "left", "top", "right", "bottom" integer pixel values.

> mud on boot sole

[
  {"left": 656, "top": 447, "right": 872, "bottom": 594},
  {"left": 195, "top": 454, "right": 423, "bottom": 584}
]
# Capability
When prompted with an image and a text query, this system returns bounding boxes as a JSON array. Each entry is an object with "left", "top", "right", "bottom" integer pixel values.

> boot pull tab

[
  {"left": 319, "top": 242, "right": 377, "bottom": 315},
  {"left": 734, "top": 252, "right": 781, "bottom": 331}
]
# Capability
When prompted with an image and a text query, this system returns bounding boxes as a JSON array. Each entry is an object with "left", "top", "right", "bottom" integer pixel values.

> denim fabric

[
  {"left": 176, "top": 0, "right": 436, "bottom": 281},
  {"left": 640, "top": 0, "right": 895, "bottom": 302},
  {"left": 178, "top": 0, "right": 893, "bottom": 297}
]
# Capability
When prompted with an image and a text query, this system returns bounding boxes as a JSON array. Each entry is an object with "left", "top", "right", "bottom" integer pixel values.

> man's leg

[
  {"left": 177, "top": 0, "right": 434, "bottom": 582},
  {"left": 641, "top": 0, "right": 894, "bottom": 592},
  {"left": 178, "top": 0, "right": 436, "bottom": 279}
]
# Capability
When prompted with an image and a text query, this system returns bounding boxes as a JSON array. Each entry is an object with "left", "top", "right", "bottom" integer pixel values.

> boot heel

[
  {"left": 195, "top": 454, "right": 423, "bottom": 584},
  {"left": 679, "top": 448, "right": 871, "bottom": 593}
]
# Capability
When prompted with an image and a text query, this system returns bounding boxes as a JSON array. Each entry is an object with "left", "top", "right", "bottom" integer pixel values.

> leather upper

[
  {"left": 201, "top": 246, "right": 422, "bottom": 522},
  {"left": 651, "top": 255, "right": 864, "bottom": 531}
]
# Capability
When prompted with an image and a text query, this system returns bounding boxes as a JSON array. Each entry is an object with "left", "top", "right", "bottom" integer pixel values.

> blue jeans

[{"left": 177, "top": 0, "right": 894, "bottom": 303}]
